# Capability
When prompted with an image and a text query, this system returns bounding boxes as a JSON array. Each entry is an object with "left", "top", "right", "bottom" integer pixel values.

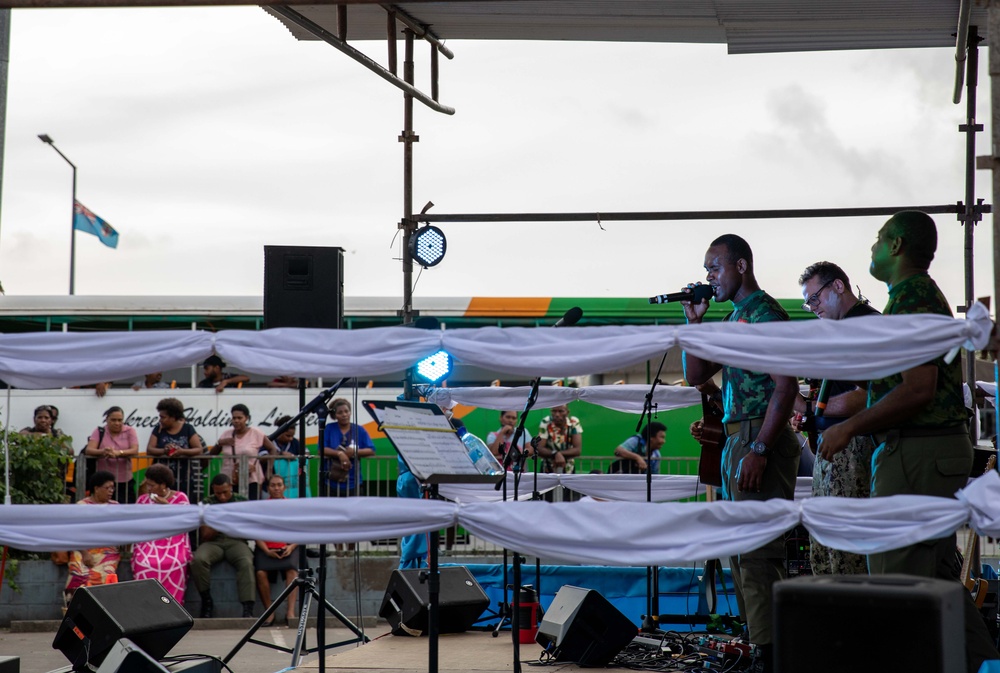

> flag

[{"left": 73, "top": 200, "right": 119, "bottom": 249}]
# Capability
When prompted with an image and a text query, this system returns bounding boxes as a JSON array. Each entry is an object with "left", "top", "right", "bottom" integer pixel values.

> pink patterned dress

[{"left": 132, "top": 490, "right": 192, "bottom": 602}]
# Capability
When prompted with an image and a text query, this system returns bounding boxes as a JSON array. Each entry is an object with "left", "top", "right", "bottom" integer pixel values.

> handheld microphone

[
  {"left": 648, "top": 284, "right": 714, "bottom": 305},
  {"left": 553, "top": 306, "right": 583, "bottom": 327}
]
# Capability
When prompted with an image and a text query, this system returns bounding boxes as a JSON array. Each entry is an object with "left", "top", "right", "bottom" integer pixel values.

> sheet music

[{"left": 364, "top": 401, "right": 501, "bottom": 484}]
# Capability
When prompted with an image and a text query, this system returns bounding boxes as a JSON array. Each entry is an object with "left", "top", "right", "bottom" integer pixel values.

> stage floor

[{"left": 308, "top": 629, "right": 609, "bottom": 672}]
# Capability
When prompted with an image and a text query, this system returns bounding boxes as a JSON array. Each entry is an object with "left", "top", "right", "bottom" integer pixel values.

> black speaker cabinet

[
  {"left": 263, "top": 245, "right": 343, "bottom": 330},
  {"left": 773, "top": 574, "right": 965, "bottom": 673},
  {"left": 379, "top": 566, "right": 490, "bottom": 636},
  {"left": 53, "top": 579, "right": 193, "bottom": 670},
  {"left": 535, "top": 585, "right": 636, "bottom": 667}
]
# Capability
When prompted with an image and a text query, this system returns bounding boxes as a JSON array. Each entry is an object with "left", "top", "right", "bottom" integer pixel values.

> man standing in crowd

[
  {"left": 819, "top": 211, "right": 998, "bottom": 673},
  {"left": 681, "top": 234, "right": 799, "bottom": 671},
  {"left": 191, "top": 473, "right": 256, "bottom": 618},
  {"left": 535, "top": 404, "right": 582, "bottom": 474},
  {"left": 794, "top": 261, "right": 879, "bottom": 575},
  {"left": 198, "top": 355, "right": 249, "bottom": 393}
]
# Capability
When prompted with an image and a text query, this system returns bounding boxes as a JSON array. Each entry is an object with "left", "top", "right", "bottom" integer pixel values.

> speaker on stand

[{"left": 263, "top": 245, "right": 344, "bottom": 330}]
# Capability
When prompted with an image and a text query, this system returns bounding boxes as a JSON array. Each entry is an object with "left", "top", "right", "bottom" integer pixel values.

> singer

[
  {"left": 791, "top": 261, "right": 879, "bottom": 577},
  {"left": 680, "top": 234, "right": 799, "bottom": 668}
]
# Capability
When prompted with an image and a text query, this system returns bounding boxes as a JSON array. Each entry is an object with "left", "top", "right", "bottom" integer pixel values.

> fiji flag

[{"left": 73, "top": 200, "right": 119, "bottom": 249}]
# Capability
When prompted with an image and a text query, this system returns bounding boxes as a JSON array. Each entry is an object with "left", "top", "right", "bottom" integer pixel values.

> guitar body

[
  {"left": 962, "top": 454, "right": 996, "bottom": 608},
  {"left": 698, "top": 394, "right": 724, "bottom": 488}
]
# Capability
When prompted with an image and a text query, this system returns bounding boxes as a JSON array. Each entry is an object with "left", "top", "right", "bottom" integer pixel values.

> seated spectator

[
  {"left": 486, "top": 410, "right": 533, "bottom": 469},
  {"left": 254, "top": 475, "right": 299, "bottom": 627},
  {"left": 192, "top": 473, "right": 255, "bottom": 618},
  {"left": 147, "top": 398, "right": 204, "bottom": 499},
  {"left": 209, "top": 404, "right": 276, "bottom": 500},
  {"left": 20, "top": 405, "right": 63, "bottom": 437},
  {"left": 198, "top": 355, "right": 249, "bottom": 393},
  {"left": 132, "top": 464, "right": 192, "bottom": 603},
  {"left": 263, "top": 415, "right": 309, "bottom": 498},
  {"left": 64, "top": 470, "right": 120, "bottom": 603},
  {"left": 133, "top": 372, "right": 169, "bottom": 390},
  {"left": 610, "top": 421, "right": 666, "bottom": 474},
  {"left": 83, "top": 406, "right": 140, "bottom": 503}
]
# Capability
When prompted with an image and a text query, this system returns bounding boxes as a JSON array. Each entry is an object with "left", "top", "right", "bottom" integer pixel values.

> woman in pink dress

[
  {"left": 210, "top": 404, "right": 277, "bottom": 500},
  {"left": 132, "top": 463, "right": 192, "bottom": 602}
]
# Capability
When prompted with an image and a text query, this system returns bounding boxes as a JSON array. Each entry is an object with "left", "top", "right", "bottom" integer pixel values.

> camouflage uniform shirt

[{"left": 721, "top": 290, "right": 789, "bottom": 423}]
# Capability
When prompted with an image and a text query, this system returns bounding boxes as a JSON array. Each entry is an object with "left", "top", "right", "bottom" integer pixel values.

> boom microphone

[
  {"left": 648, "top": 284, "right": 714, "bottom": 305},
  {"left": 553, "top": 306, "right": 583, "bottom": 327}
]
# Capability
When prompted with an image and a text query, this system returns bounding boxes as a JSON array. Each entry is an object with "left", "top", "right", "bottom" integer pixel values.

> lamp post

[{"left": 38, "top": 134, "right": 77, "bottom": 295}]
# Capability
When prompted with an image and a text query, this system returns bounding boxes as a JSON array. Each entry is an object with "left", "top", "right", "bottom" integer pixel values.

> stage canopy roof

[{"left": 263, "top": 0, "right": 987, "bottom": 54}]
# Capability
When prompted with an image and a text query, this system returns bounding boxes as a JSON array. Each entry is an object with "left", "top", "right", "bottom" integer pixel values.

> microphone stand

[{"left": 636, "top": 350, "right": 669, "bottom": 633}]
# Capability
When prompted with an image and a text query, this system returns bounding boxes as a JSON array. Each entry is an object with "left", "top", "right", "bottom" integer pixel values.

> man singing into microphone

[{"left": 681, "top": 234, "right": 799, "bottom": 671}]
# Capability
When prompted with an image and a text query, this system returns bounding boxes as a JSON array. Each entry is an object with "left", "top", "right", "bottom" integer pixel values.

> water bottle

[{"left": 455, "top": 425, "right": 502, "bottom": 476}]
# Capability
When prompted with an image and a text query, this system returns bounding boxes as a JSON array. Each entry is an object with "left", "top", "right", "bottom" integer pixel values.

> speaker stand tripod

[{"left": 223, "top": 562, "right": 368, "bottom": 669}]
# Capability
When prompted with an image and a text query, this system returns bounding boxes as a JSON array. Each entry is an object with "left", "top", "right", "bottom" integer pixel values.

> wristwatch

[{"left": 749, "top": 440, "right": 770, "bottom": 457}]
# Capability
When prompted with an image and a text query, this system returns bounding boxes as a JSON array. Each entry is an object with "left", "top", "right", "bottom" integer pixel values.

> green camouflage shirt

[
  {"left": 867, "top": 273, "right": 966, "bottom": 427},
  {"left": 722, "top": 290, "right": 789, "bottom": 422}
]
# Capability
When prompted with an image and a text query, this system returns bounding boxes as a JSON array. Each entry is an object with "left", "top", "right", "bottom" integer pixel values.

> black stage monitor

[
  {"left": 773, "top": 574, "right": 965, "bottom": 673},
  {"left": 379, "top": 566, "right": 490, "bottom": 636},
  {"left": 535, "top": 585, "right": 636, "bottom": 667},
  {"left": 53, "top": 580, "right": 193, "bottom": 670}
]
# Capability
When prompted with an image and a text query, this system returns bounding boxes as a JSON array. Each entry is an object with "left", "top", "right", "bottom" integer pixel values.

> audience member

[
  {"left": 147, "top": 397, "right": 204, "bottom": 499},
  {"left": 64, "top": 470, "right": 120, "bottom": 603},
  {"left": 198, "top": 355, "right": 249, "bottom": 393},
  {"left": 191, "top": 473, "right": 255, "bottom": 618},
  {"left": 132, "top": 464, "right": 192, "bottom": 604},
  {"left": 83, "top": 406, "right": 140, "bottom": 504},
  {"left": 133, "top": 372, "right": 169, "bottom": 390},
  {"left": 535, "top": 405, "right": 582, "bottom": 473},
  {"left": 265, "top": 415, "right": 309, "bottom": 498},
  {"left": 818, "top": 212, "right": 999, "bottom": 672},
  {"left": 210, "top": 404, "right": 276, "bottom": 500},
  {"left": 322, "top": 398, "right": 374, "bottom": 497},
  {"left": 486, "top": 410, "right": 533, "bottom": 469},
  {"left": 254, "top": 475, "right": 299, "bottom": 627},
  {"left": 20, "top": 405, "right": 63, "bottom": 437},
  {"left": 610, "top": 421, "right": 666, "bottom": 474}
]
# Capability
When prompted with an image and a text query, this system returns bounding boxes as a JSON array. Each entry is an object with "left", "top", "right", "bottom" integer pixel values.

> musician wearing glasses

[
  {"left": 818, "top": 212, "right": 998, "bottom": 672},
  {"left": 681, "top": 233, "right": 799, "bottom": 667},
  {"left": 794, "top": 261, "right": 878, "bottom": 576}
]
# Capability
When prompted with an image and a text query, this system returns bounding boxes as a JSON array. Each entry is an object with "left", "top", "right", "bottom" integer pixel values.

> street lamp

[{"left": 38, "top": 134, "right": 77, "bottom": 295}]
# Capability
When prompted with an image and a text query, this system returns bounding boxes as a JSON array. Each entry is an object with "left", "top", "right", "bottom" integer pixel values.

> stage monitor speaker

[
  {"left": 53, "top": 579, "right": 193, "bottom": 670},
  {"left": 263, "top": 245, "right": 343, "bottom": 330},
  {"left": 378, "top": 566, "right": 490, "bottom": 636},
  {"left": 773, "top": 574, "right": 965, "bottom": 673},
  {"left": 535, "top": 585, "right": 636, "bottom": 667}
]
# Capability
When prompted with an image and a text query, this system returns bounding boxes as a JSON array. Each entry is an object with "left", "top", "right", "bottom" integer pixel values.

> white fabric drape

[
  {"left": 9, "top": 472, "right": 1000, "bottom": 564},
  {"left": 0, "top": 304, "right": 990, "bottom": 389},
  {"left": 426, "top": 385, "right": 702, "bottom": 414}
]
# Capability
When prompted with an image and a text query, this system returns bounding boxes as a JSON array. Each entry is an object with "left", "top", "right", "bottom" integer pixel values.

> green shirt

[
  {"left": 867, "top": 272, "right": 966, "bottom": 428},
  {"left": 204, "top": 491, "right": 248, "bottom": 540},
  {"left": 722, "top": 290, "right": 789, "bottom": 422}
]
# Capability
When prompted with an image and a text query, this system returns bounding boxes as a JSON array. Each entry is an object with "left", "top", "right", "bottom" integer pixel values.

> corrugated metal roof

[{"left": 267, "top": 1, "right": 986, "bottom": 54}]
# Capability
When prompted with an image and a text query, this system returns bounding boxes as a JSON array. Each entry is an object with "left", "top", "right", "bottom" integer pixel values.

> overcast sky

[{"left": 0, "top": 6, "right": 993, "bottom": 315}]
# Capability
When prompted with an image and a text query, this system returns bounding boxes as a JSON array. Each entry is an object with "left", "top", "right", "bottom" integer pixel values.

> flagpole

[{"left": 37, "top": 134, "right": 77, "bottom": 295}]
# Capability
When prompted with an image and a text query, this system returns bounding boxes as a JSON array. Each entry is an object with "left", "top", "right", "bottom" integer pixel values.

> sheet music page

[{"left": 375, "top": 404, "right": 480, "bottom": 480}]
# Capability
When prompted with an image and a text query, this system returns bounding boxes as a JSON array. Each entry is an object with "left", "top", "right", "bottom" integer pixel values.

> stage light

[
  {"left": 415, "top": 350, "right": 452, "bottom": 383},
  {"left": 409, "top": 225, "right": 447, "bottom": 268}
]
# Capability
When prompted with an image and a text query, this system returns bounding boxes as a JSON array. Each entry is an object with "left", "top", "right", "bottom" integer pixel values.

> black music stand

[{"left": 363, "top": 399, "right": 503, "bottom": 673}]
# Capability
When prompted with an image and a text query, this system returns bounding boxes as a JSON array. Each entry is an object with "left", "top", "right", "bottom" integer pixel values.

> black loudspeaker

[
  {"left": 773, "top": 574, "right": 965, "bottom": 673},
  {"left": 535, "top": 585, "right": 636, "bottom": 667},
  {"left": 263, "top": 245, "right": 343, "bottom": 330},
  {"left": 53, "top": 579, "right": 194, "bottom": 670},
  {"left": 378, "top": 566, "right": 490, "bottom": 636}
]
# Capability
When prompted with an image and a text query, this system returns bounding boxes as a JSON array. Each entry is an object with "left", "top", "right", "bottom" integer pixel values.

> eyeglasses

[{"left": 802, "top": 279, "right": 835, "bottom": 312}]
